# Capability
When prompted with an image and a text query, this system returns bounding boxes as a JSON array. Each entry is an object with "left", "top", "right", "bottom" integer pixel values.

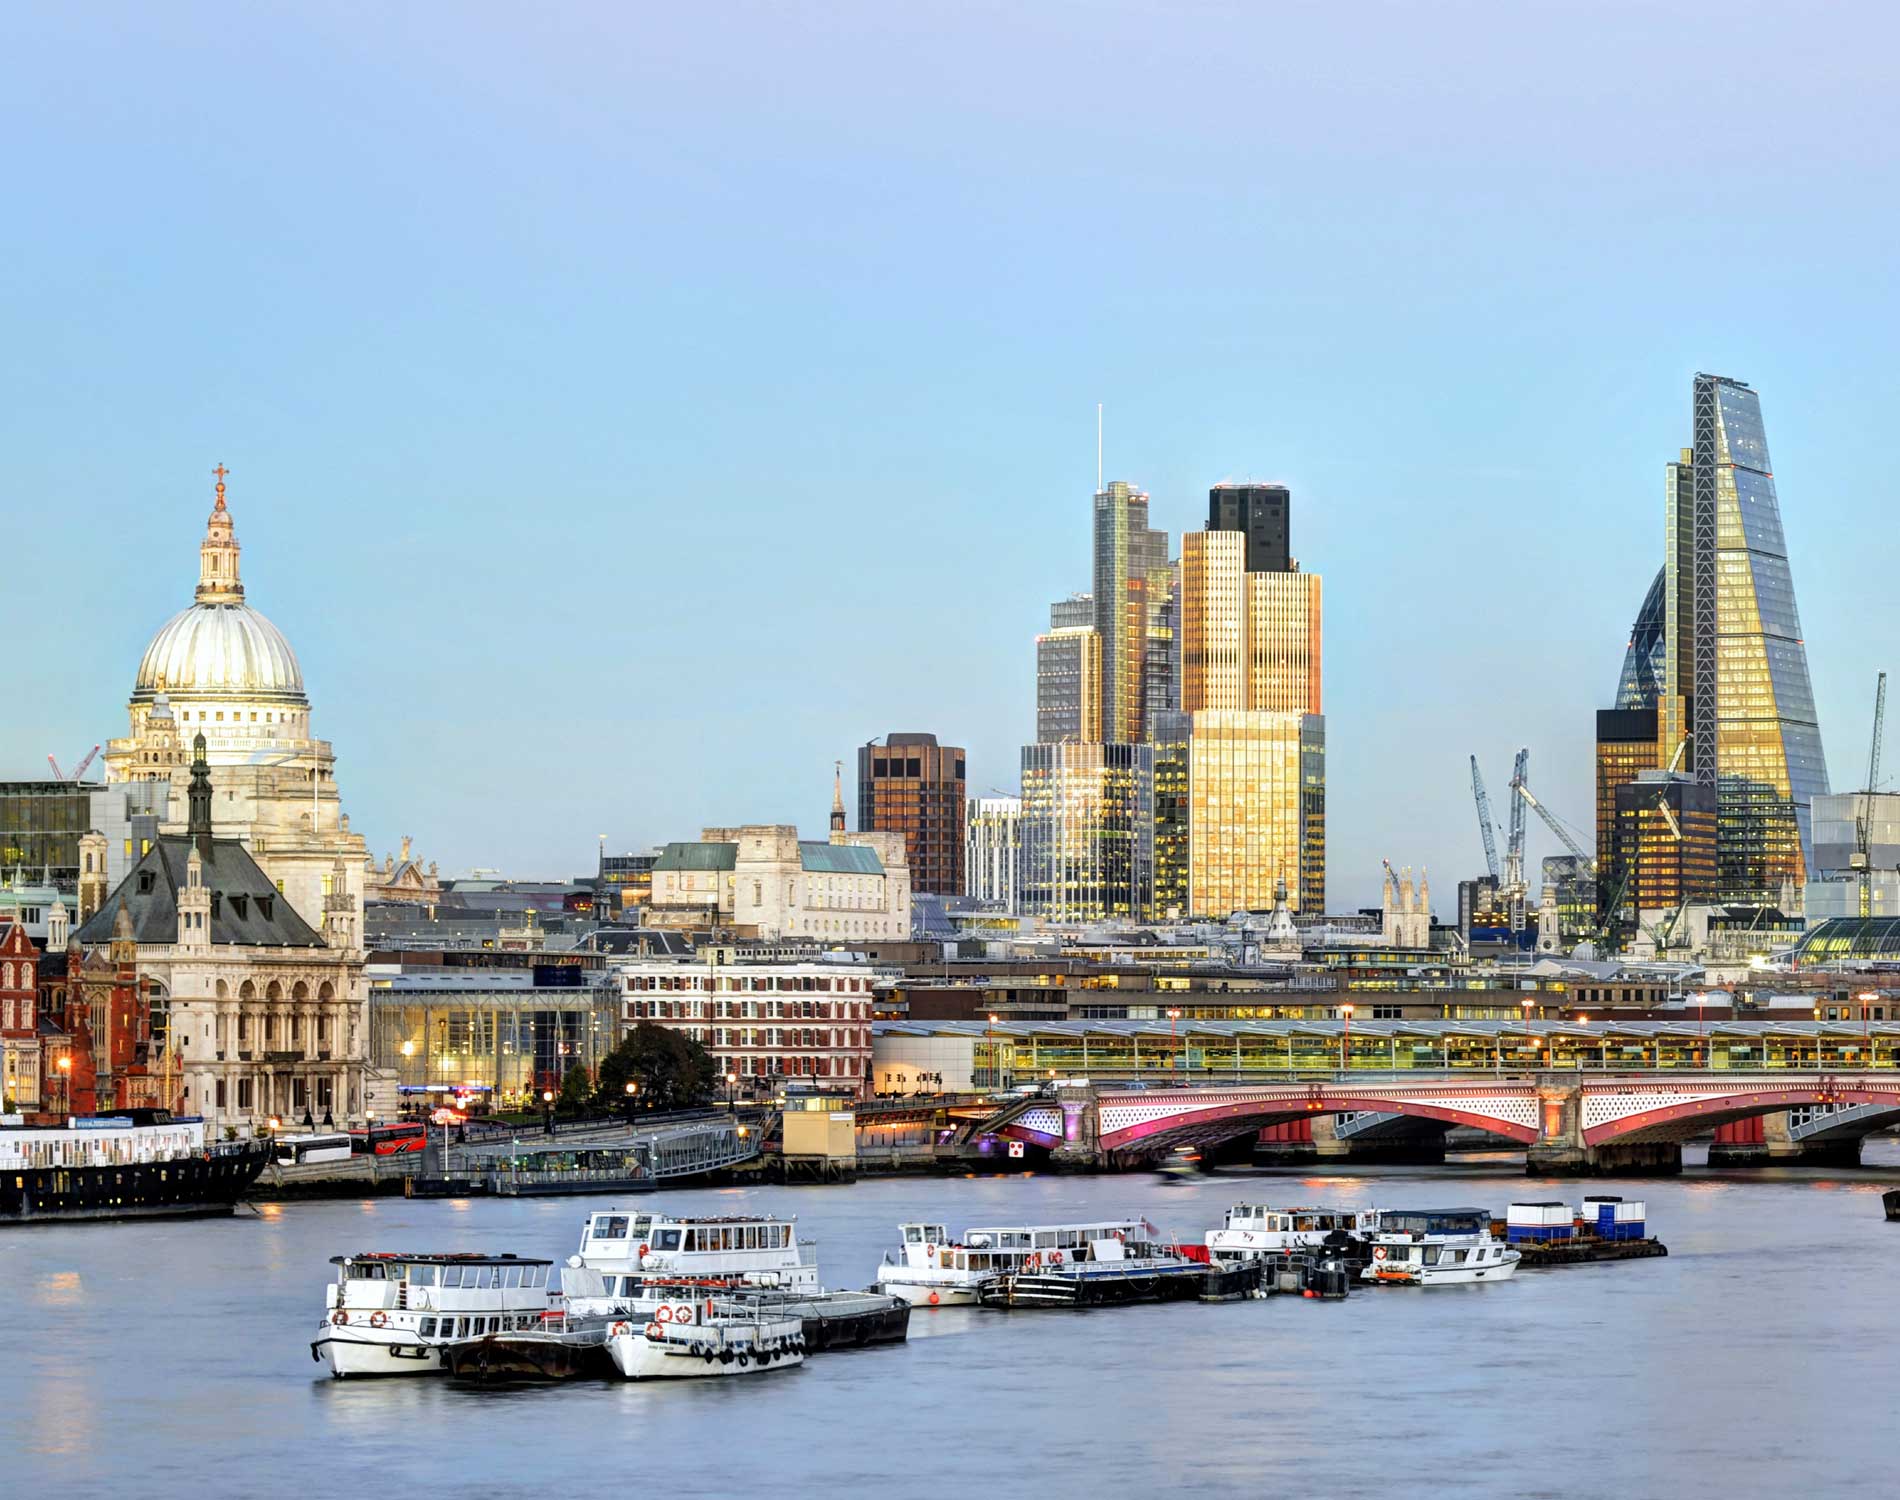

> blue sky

[{"left": 3, "top": 2, "right": 1895, "bottom": 904}]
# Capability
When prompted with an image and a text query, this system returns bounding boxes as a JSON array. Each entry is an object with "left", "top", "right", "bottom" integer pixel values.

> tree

[
  {"left": 592, "top": 1021, "right": 717, "bottom": 1112},
  {"left": 556, "top": 1062, "right": 593, "bottom": 1116}
]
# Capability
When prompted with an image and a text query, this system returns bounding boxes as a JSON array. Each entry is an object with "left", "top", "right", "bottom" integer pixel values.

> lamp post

[
  {"left": 1339, "top": 1002, "right": 1353, "bottom": 1074},
  {"left": 725, "top": 1071, "right": 738, "bottom": 1115},
  {"left": 987, "top": 1013, "right": 1000, "bottom": 1091},
  {"left": 55, "top": 1054, "right": 72, "bottom": 1116},
  {"left": 1168, "top": 1008, "right": 1182, "bottom": 1084},
  {"left": 1859, "top": 990, "right": 1877, "bottom": 1047},
  {"left": 623, "top": 1079, "right": 638, "bottom": 1123},
  {"left": 541, "top": 1088, "right": 555, "bottom": 1137}
]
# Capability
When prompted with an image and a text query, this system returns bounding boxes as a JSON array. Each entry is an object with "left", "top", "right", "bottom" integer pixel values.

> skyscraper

[
  {"left": 1091, "top": 481, "right": 1170, "bottom": 743},
  {"left": 857, "top": 733, "right": 966, "bottom": 897},
  {"left": 1655, "top": 374, "right": 1828, "bottom": 900},
  {"left": 964, "top": 795, "right": 1023, "bottom": 910},
  {"left": 1034, "top": 626, "right": 1102, "bottom": 743},
  {"left": 1175, "top": 523, "right": 1325, "bottom": 915},
  {"left": 1208, "top": 482, "right": 1291, "bottom": 574}
]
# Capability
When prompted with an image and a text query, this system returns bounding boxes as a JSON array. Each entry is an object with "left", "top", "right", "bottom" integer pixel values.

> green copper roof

[
  {"left": 799, "top": 842, "right": 883, "bottom": 875},
  {"left": 652, "top": 841, "right": 738, "bottom": 872}
]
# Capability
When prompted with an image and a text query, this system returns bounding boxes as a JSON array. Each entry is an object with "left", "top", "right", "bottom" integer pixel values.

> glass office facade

[{"left": 1019, "top": 742, "right": 1153, "bottom": 921}]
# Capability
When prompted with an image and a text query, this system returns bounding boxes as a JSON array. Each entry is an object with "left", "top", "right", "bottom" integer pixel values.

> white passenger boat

[
  {"left": 310, "top": 1252, "right": 556, "bottom": 1377},
  {"left": 1361, "top": 1209, "right": 1521, "bottom": 1286},
  {"left": 564, "top": 1207, "right": 909, "bottom": 1349},
  {"left": 1205, "top": 1203, "right": 1380, "bottom": 1261},
  {"left": 604, "top": 1296, "right": 806, "bottom": 1380},
  {"left": 876, "top": 1219, "right": 1144, "bottom": 1306}
]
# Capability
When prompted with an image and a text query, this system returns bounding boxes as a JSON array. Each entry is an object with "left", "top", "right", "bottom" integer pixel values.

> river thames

[{"left": 5, "top": 1148, "right": 1895, "bottom": 1499}]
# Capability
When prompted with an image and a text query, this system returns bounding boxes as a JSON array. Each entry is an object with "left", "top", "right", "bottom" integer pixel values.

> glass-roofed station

[{"left": 1790, "top": 917, "right": 1900, "bottom": 969}]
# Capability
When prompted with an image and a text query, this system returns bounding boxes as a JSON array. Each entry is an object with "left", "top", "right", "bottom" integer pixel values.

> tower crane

[
  {"left": 1515, "top": 781, "right": 1596, "bottom": 873},
  {"left": 1854, "top": 671, "right": 1887, "bottom": 918},
  {"left": 1504, "top": 748, "right": 1530, "bottom": 930},
  {"left": 45, "top": 745, "right": 100, "bottom": 782},
  {"left": 1469, "top": 756, "right": 1501, "bottom": 882}
]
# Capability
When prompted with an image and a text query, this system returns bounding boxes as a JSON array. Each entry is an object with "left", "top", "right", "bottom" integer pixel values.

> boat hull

[
  {"left": 444, "top": 1330, "right": 615, "bottom": 1382},
  {"left": 311, "top": 1330, "right": 448, "bottom": 1378},
  {"left": 0, "top": 1142, "right": 271, "bottom": 1224},
  {"left": 607, "top": 1319, "right": 806, "bottom": 1380},
  {"left": 1366, "top": 1257, "right": 1521, "bottom": 1286},
  {"left": 981, "top": 1264, "right": 1211, "bottom": 1309},
  {"left": 877, "top": 1278, "right": 984, "bottom": 1308}
]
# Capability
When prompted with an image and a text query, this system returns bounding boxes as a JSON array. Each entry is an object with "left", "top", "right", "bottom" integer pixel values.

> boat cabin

[
  {"left": 1219, "top": 1205, "right": 1377, "bottom": 1236},
  {"left": 326, "top": 1253, "right": 556, "bottom": 1340},
  {"left": 1375, "top": 1208, "right": 1491, "bottom": 1238},
  {"left": 573, "top": 1209, "right": 815, "bottom": 1292}
]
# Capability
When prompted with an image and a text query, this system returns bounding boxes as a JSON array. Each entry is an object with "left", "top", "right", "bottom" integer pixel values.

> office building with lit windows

[
  {"left": 964, "top": 795, "right": 1023, "bottom": 910},
  {"left": 1613, "top": 773, "right": 1718, "bottom": 913},
  {"left": 1035, "top": 626, "right": 1102, "bottom": 743},
  {"left": 1091, "top": 481, "right": 1170, "bottom": 744},
  {"left": 1018, "top": 741, "right": 1153, "bottom": 922},
  {"left": 858, "top": 733, "right": 966, "bottom": 897}
]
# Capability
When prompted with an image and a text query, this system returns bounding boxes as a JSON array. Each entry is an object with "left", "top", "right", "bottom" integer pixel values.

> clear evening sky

[{"left": 3, "top": 3, "right": 1895, "bottom": 904}]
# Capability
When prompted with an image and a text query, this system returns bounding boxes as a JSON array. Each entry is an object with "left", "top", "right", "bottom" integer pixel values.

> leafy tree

[
  {"left": 556, "top": 1062, "right": 593, "bottom": 1115},
  {"left": 592, "top": 1021, "right": 717, "bottom": 1111}
]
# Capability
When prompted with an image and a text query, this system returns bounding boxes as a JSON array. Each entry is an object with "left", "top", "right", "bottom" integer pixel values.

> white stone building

[
  {"left": 964, "top": 795, "right": 1022, "bottom": 910},
  {"left": 102, "top": 469, "right": 369, "bottom": 930},
  {"left": 647, "top": 825, "right": 911, "bottom": 941}
]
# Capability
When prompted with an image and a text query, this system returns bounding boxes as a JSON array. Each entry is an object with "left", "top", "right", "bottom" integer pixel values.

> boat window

[
  {"left": 420, "top": 1318, "right": 437, "bottom": 1337},
  {"left": 409, "top": 1265, "right": 436, "bottom": 1287},
  {"left": 595, "top": 1216, "right": 629, "bottom": 1239},
  {"left": 1445, "top": 1249, "right": 1466, "bottom": 1264},
  {"left": 442, "top": 1267, "right": 463, "bottom": 1288},
  {"left": 503, "top": 1266, "right": 522, "bottom": 1289},
  {"left": 527, "top": 1267, "right": 544, "bottom": 1288},
  {"left": 654, "top": 1229, "right": 682, "bottom": 1251},
  {"left": 905, "top": 1226, "right": 922, "bottom": 1244}
]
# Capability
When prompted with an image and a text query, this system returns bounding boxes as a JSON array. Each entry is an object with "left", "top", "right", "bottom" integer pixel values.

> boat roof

[
  {"left": 593, "top": 1210, "right": 791, "bottom": 1225},
  {"left": 331, "top": 1252, "right": 553, "bottom": 1266},
  {"left": 964, "top": 1219, "right": 1141, "bottom": 1233}
]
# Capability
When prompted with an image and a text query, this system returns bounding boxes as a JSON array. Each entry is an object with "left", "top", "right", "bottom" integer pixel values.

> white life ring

[
  {"left": 1372, "top": 1245, "right": 1388, "bottom": 1261},
  {"left": 673, "top": 1303, "right": 695, "bottom": 1325}
]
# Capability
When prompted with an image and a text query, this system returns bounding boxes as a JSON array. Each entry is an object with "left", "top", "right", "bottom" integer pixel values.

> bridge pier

[
  {"left": 1527, "top": 1081, "right": 1681, "bottom": 1177},
  {"left": 1707, "top": 1113, "right": 1863, "bottom": 1167}
]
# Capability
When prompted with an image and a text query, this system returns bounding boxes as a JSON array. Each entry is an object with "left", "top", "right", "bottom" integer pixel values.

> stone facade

[{"left": 648, "top": 825, "right": 912, "bottom": 941}]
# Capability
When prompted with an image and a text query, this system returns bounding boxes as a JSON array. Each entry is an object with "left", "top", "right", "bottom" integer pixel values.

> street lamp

[
  {"left": 725, "top": 1071, "right": 738, "bottom": 1115},
  {"left": 987, "top": 1013, "right": 1000, "bottom": 1090},
  {"left": 1339, "top": 1003, "right": 1354, "bottom": 1074},
  {"left": 56, "top": 1054, "right": 72, "bottom": 1115},
  {"left": 541, "top": 1088, "right": 555, "bottom": 1136},
  {"left": 1858, "top": 990, "right": 1878, "bottom": 1045},
  {"left": 1167, "top": 1008, "right": 1182, "bottom": 1083}
]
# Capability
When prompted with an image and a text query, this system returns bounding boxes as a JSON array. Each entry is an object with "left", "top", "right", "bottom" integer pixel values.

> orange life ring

[
  {"left": 926, "top": 1243, "right": 937, "bottom": 1258},
  {"left": 656, "top": 1304, "right": 675, "bottom": 1323},
  {"left": 1026, "top": 1253, "right": 1040, "bottom": 1271},
  {"left": 638, "top": 1243, "right": 650, "bottom": 1257},
  {"left": 645, "top": 1321, "right": 663, "bottom": 1340},
  {"left": 1049, "top": 1250, "right": 1064, "bottom": 1265},
  {"left": 369, "top": 1311, "right": 388, "bottom": 1328},
  {"left": 673, "top": 1303, "right": 694, "bottom": 1325},
  {"left": 332, "top": 1309, "right": 349, "bottom": 1326},
  {"left": 610, "top": 1320, "right": 632, "bottom": 1337},
  {"left": 1372, "top": 1245, "right": 1388, "bottom": 1261}
]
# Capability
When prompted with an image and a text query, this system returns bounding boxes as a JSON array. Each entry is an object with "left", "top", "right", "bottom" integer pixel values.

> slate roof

[
  {"left": 74, "top": 835, "right": 326, "bottom": 949},
  {"left": 652, "top": 842, "right": 739, "bottom": 873},
  {"left": 798, "top": 842, "right": 883, "bottom": 875}
]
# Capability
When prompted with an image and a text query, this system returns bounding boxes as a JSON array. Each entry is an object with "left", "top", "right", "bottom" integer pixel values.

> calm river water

[{"left": 5, "top": 1146, "right": 1897, "bottom": 1499}]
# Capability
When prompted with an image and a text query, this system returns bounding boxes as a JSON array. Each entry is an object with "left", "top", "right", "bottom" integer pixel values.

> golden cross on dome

[{"left": 212, "top": 462, "right": 229, "bottom": 504}]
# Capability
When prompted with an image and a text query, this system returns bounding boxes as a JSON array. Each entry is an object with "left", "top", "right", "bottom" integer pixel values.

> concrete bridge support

[
  {"left": 1707, "top": 1112, "right": 1863, "bottom": 1168},
  {"left": 1525, "top": 1081, "right": 1682, "bottom": 1177}
]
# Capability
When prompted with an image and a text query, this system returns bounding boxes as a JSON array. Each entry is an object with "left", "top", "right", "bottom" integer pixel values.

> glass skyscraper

[
  {"left": 1018, "top": 741, "right": 1154, "bottom": 921},
  {"left": 1609, "top": 373, "right": 1828, "bottom": 907},
  {"left": 1091, "top": 482, "right": 1170, "bottom": 744}
]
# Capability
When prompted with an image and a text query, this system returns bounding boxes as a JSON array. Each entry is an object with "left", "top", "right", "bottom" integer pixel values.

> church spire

[
  {"left": 196, "top": 463, "right": 245, "bottom": 604},
  {"left": 830, "top": 759, "right": 847, "bottom": 835},
  {"left": 187, "top": 732, "right": 214, "bottom": 858}
]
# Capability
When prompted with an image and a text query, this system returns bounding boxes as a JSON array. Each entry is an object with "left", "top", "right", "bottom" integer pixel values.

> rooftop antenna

[{"left": 1096, "top": 403, "right": 1103, "bottom": 492}]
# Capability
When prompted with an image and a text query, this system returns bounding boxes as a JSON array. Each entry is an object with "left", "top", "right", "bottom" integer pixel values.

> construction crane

[
  {"left": 1469, "top": 756, "right": 1501, "bottom": 882},
  {"left": 1854, "top": 671, "right": 1888, "bottom": 918},
  {"left": 46, "top": 744, "right": 101, "bottom": 782},
  {"left": 1503, "top": 748, "right": 1530, "bottom": 930},
  {"left": 1515, "top": 780, "right": 1595, "bottom": 873}
]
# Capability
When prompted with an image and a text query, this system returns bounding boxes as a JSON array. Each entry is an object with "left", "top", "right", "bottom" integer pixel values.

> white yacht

[
  {"left": 1205, "top": 1204, "right": 1380, "bottom": 1261},
  {"left": 565, "top": 1207, "right": 908, "bottom": 1349},
  {"left": 311, "top": 1252, "right": 556, "bottom": 1377},
  {"left": 1361, "top": 1209, "right": 1520, "bottom": 1286},
  {"left": 876, "top": 1219, "right": 1143, "bottom": 1306},
  {"left": 604, "top": 1297, "right": 806, "bottom": 1381}
]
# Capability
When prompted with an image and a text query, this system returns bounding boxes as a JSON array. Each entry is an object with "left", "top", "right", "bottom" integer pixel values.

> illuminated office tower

[
  {"left": 1035, "top": 626, "right": 1102, "bottom": 743},
  {"left": 1177, "top": 527, "right": 1324, "bottom": 915},
  {"left": 1658, "top": 374, "right": 1829, "bottom": 898},
  {"left": 1092, "top": 481, "right": 1170, "bottom": 743},
  {"left": 1018, "top": 741, "right": 1154, "bottom": 922}
]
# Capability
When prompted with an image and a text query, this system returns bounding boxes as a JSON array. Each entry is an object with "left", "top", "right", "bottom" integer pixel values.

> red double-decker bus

[{"left": 349, "top": 1122, "right": 428, "bottom": 1156}]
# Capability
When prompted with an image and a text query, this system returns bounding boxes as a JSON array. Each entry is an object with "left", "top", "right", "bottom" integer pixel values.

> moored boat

[
  {"left": 1885, "top": 1188, "right": 1900, "bottom": 1223},
  {"left": 1362, "top": 1209, "right": 1521, "bottom": 1286},
  {"left": 566, "top": 1206, "right": 908, "bottom": 1348},
  {"left": 604, "top": 1296, "right": 806, "bottom": 1380},
  {"left": 0, "top": 1112, "right": 269, "bottom": 1224},
  {"left": 1205, "top": 1203, "right": 1379, "bottom": 1262},
  {"left": 310, "top": 1252, "right": 556, "bottom": 1377},
  {"left": 977, "top": 1222, "right": 1214, "bottom": 1308},
  {"left": 877, "top": 1218, "right": 1147, "bottom": 1306}
]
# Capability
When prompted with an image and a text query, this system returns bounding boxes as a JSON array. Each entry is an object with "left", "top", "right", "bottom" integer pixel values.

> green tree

[
  {"left": 556, "top": 1062, "right": 593, "bottom": 1115},
  {"left": 592, "top": 1021, "right": 717, "bottom": 1111}
]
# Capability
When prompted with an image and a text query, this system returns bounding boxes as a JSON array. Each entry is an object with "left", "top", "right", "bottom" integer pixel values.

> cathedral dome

[
  {"left": 130, "top": 469, "right": 308, "bottom": 706},
  {"left": 133, "top": 600, "right": 306, "bottom": 703}
]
